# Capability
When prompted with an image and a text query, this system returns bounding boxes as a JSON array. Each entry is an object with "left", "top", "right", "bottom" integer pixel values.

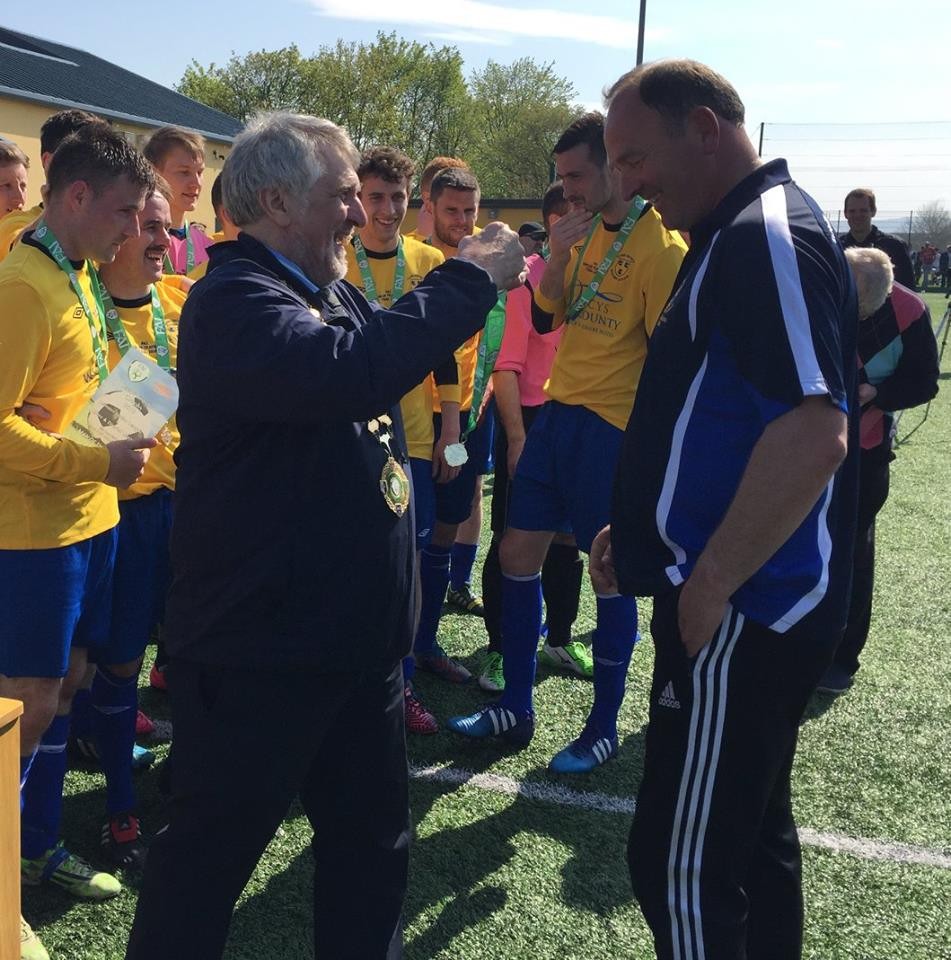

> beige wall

[
  {"left": 0, "top": 95, "right": 230, "bottom": 231},
  {"left": 408, "top": 202, "right": 544, "bottom": 236}
]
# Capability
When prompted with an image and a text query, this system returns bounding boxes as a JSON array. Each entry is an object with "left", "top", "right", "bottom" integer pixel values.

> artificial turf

[{"left": 25, "top": 293, "right": 951, "bottom": 958}]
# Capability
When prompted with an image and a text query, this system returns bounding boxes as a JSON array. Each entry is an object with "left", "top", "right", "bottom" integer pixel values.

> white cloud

[
  {"left": 424, "top": 29, "right": 512, "bottom": 46},
  {"left": 306, "top": 0, "right": 671, "bottom": 50}
]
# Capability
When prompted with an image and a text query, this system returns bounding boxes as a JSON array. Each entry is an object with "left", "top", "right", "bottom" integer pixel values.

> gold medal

[
  {"left": 380, "top": 456, "right": 410, "bottom": 517},
  {"left": 367, "top": 414, "right": 411, "bottom": 518}
]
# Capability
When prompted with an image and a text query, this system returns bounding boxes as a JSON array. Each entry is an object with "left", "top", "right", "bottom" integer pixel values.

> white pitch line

[{"left": 410, "top": 763, "right": 951, "bottom": 871}]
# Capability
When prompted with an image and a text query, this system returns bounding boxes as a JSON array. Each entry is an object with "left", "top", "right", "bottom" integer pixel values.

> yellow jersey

[
  {"left": 105, "top": 278, "right": 185, "bottom": 499},
  {"left": 534, "top": 208, "right": 687, "bottom": 430},
  {"left": 0, "top": 234, "right": 116, "bottom": 548},
  {"left": 345, "top": 235, "right": 446, "bottom": 460},
  {"left": 187, "top": 260, "right": 208, "bottom": 281},
  {"left": 0, "top": 203, "right": 42, "bottom": 264}
]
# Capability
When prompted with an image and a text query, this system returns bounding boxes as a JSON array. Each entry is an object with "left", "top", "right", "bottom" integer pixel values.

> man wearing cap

[{"left": 517, "top": 221, "right": 547, "bottom": 258}]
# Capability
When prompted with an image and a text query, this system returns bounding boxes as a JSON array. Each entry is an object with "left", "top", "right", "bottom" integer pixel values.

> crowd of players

[{"left": 0, "top": 56, "right": 940, "bottom": 960}]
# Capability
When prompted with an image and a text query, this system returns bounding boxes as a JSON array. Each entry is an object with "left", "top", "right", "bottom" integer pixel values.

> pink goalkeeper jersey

[
  {"left": 495, "top": 253, "right": 563, "bottom": 407},
  {"left": 167, "top": 224, "right": 215, "bottom": 275}
]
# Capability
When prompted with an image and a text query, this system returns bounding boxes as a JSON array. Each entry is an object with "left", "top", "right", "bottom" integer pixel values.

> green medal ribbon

[
  {"left": 163, "top": 221, "right": 195, "bottom": 276},
  {"left": 353, "top": 236, "right": 405, "bottom": 306},
  {"left": 99, "top": 285, "right": 172, "bottom": 372},
  {"left": 565, "top": 197, "right": 647, "bottom": 323},
  {"left": 32, "top": 221, "right": 109, "bottom": 384},
  {"left": 465, "top": 292, "right": 506, "bottom": 438}
]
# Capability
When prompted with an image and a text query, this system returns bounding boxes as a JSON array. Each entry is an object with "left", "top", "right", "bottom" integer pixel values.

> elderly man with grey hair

[
  {"left": 125, "top": 111, "right": 526, "bottom": 960},
  {"left": 817, "top": 247, "right": 939, "bottom": 694}
]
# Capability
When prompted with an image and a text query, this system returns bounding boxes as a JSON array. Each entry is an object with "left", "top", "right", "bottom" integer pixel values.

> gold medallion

[{"left": 380, "top": 456, "right": 410, "bottom": 517}]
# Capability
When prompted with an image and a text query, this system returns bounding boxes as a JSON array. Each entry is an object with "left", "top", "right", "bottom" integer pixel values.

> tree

[
  {"left": 300, "top": 34, "right": 471, "bottom": 165},
  {"left": 176, "top": 34, "right": 471, "bottom": 179},
  {"left": 177, "top": 46, "right": 308, "bottom": 121},
  {"left": 466, "top": 58, "right": 582, "bottom": 197},
  {"left": 177, "top": 39, "right": 584, "bottom": 197},
  {"left": 910, "top": 200, "right": 951, "bottom": 249}
]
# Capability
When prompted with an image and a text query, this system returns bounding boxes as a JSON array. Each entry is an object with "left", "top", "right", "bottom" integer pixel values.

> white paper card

[{"left": 65, "top": 347, "right": 179, "bottom": 447}]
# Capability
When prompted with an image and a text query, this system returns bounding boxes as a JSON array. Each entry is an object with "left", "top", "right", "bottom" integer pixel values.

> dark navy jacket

[
  {"left": 612, "top": 160, "right": 859, "bottom": 635},
  {"left": 164, "top": 233, "right": 497, "bottom": 668}
]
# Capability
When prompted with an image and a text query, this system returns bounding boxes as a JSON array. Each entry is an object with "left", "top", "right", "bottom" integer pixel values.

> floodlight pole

[{"left": 636, "top": 0, "right": 647, "bottom": 65}]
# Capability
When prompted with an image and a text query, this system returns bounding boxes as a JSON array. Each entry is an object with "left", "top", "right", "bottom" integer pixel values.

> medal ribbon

[
  {"left": 465, "top": 293, "right": 506, "bottom": 438},
  {"left": 99, "top": 285, "right": 172, "bottom": 372},
  {"left": 565, "top": 197, "right": 647, "bottom": 323},
  {"left": 32, "top": 221, "right": 109, "bottom": 384},
  {"left": 163, "top": 221, "right": 195, "bottom": 276},
  {"left": 353, "top": 236, "right": 405, "bottom": 306}
]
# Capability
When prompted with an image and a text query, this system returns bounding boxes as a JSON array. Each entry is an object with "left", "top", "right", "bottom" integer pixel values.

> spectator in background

[
  {"left": 920, "top": 241, "right": 937, "bottom": 290},
  {"left": 839, "top": 187, "right": 915, "bottom": 289},
  {"left": 939, "top": 244, "right": 949, "bottom": 295},
  {"left": 517, "top": 220, "right": 546, "bottom": 257},
  {"left": 818, "top": 248, "right": 939, "bottom": 693}
]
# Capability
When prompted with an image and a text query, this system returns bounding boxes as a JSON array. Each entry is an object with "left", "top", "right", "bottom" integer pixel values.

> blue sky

[{"left": 2, "top": 0, "right": 948, "bottom": 212}]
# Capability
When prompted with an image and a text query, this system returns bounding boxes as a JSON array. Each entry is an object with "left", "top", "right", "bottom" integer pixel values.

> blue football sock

[
  {"left": 70, "top": 686, "right": 93, "bottom": 742},
  {"left": 414, "top": 544, "right": 451, "bottom": 656},
  {"left": 450, "top": 542, "right": 478, "bottom": 591},
  {"left": 402, "top": 654, "right": 415, "bottom": 684},
  {"left": 19, "top": 750, "right": 37, "bottom": 813},
  {"left": 498, "top": 572, "right": 542, "bottom": 716},
  {"left": 92, "top": 666, "right": 138, "bottom": 815},
  {"left": 21, "top": 713, "right": 69, "bottom": 859},
  {"left": 587, "top": 594, "right": 639, "bottom": 742}
]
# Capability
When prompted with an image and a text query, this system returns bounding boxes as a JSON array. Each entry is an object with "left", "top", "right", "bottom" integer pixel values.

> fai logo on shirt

[{"left": 611, "top": 254, "right": 634, "bottom": 282}]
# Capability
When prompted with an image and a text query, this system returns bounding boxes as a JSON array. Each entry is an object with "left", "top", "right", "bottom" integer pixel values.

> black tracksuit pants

[
  {"left": 126, "top": 658, "right": 410, "bottom": 960},
  {"left": 629, "top": 592, "right": 836, "bottom": 959},
  {"left": 832, "top": 451, "right": 891, "bottom": 676}
]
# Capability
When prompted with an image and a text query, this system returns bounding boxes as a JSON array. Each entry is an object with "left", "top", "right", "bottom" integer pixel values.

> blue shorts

[
  {"left": 507, "top": 401, "right": 623, "bottom": 553},
  {"left": 98, "top": 488, "right": 173, "bottom": 666},
  {"left": 0, "top": 527, "right": 117, "bottom": 678},
  {"left": 409, "top": 458, "right": 435, "bottom": 551},
  {"left": 433, "top": 409, "right": 495, "bottom": 526}
]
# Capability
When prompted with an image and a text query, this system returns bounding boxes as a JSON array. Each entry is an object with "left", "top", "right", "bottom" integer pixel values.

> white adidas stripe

[{"left": 667, "top": 605, "right": 743, "bottom": 960}]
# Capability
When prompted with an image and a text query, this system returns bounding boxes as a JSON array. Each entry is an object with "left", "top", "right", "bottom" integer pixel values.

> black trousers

[
  {"left": 629, "top": 592, "right": 835, "bottom": 960},
  {"left": 126, "top": 658, "right": 410, "bottom": 960},
  {"left": 833, "top": 451, "right": 891, "bottom": 675}
]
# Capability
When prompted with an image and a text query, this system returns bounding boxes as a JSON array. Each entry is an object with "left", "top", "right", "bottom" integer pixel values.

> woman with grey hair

[{"left": 818, "top": 247, "right": 940, "bottom": 692}]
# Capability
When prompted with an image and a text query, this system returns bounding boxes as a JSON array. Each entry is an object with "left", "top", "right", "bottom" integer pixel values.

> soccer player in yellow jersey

[
  {"left": 0, "top": 109, "right": 103, "bottom": 264},
  {"left": 409, "top": 166, "right": 502, "bottom": 690},
  {"left": 345, "top": 147, "right": 451, "bottom": 733},
  {"left": 0, "top": 141, "right": 29, "bottom": 216},
  {"left": 86, "top": 181, "right": 184, "bottom": 871},
  {"left": 406, "top": 155, "right": 470, "bottom": 243},
  {"left": 449, "top": 113, "right": 687, "bottom": 774},
  {"left": 0, "top": 124, "right": 156, "bottom": 955},
  {"left": 144, "top": 127, "right": 213, "bottom": 275}
]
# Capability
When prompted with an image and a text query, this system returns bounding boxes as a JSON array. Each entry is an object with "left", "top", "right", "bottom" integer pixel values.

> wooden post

[{"left": 0, "top": 698, "right": 23, "bottom": 960}]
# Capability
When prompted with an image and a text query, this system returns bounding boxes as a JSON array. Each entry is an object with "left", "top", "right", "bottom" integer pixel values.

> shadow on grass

[
  {"left": 404, "top": 774, "right": 635, "bottom": 959},
  {"left": 800, "top": 689, "right": 842, "bottom": 724}
]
